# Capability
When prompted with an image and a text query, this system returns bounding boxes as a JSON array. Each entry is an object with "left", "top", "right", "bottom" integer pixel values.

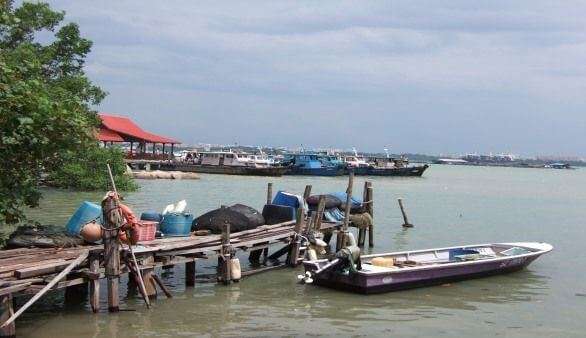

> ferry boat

[
  {"left": 283, "top": 153, "right": 345, "bottom": 176},
  {"left": 160, "top": 150, "right": 289, "bottom": 176}
]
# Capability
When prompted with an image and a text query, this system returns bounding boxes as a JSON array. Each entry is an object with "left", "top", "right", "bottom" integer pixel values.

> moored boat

[
  {"left": 303, "top": 242, "right": 552, "bottom": 294},
  {"left": 159, "top": 150, "right": 290, "bottom": 176},
  {"left": 283, "top": 153, "right": 345, "bottom": 176}
]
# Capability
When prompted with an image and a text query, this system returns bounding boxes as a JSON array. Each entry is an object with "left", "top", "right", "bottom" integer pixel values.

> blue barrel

[
  {"left": 160, "top": 213, "right": 193, "bottom": 237},
  {"left": 66, "top": 201, "right": 102, "bottom": 236},
  {"left": 140, "top": 211, "right": 163, "bottom": 223}
]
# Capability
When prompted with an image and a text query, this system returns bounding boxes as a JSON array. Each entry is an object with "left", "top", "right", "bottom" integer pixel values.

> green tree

[{"left": 0, "top": 1, "right": 134, "bottom": 225}]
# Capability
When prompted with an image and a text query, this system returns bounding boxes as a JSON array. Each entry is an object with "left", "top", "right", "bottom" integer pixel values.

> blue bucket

[
  {"left": 161, "top": 213, "right": 193, "bottom": 237},
  {"left": 66, "top": 201, "right": 102, "bottom": 236}
]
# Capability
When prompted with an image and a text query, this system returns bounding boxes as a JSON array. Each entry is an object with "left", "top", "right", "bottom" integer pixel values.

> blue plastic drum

[{"left": 66, "top": 201, "right": 102, "bottom": 236}]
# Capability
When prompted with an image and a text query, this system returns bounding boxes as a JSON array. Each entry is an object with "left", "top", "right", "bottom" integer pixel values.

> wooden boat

[{"left": 302, "top": 242, "right": 552, "bottom": 294}]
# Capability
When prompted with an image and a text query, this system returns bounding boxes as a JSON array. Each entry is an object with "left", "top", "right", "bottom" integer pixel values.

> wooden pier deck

[
  {"left": 0, "top": 178, "right": 374, "bottom": 337},
  {"left": 0, "top": 219, "right": 340, "bottom": 337}
]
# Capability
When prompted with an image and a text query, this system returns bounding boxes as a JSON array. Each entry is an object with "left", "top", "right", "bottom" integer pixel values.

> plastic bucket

[
  {"left": 66, "top": 202, "right": 102, "bottom": 236},
  {"left": 160, "top": 213, "right": 193, "bottom": 237}
]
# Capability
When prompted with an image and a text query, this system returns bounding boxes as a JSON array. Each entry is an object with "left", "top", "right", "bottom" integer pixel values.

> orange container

[{"left": 136, "top": 221, "right": 157, "bottom": 242}]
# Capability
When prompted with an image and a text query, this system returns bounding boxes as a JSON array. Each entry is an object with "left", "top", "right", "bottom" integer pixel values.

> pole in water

[{"left": 398, "top": 198, "right": 413, "bottom": 228}]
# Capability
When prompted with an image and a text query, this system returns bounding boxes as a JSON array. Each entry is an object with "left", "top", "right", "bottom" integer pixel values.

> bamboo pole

[{"left": 1, "top": 251, "right": 89, "bottom": 329}]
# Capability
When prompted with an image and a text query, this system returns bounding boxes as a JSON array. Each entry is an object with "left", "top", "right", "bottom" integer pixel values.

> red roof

[
  {"left": 97, "top": 127, "right": 125, "bottom": 142},
  {"left": 98, "top": 113, "right": 180, "bottom": 144}
]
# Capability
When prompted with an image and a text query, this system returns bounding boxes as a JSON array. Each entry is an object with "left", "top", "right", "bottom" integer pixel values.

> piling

[
  {"left": 267, "top": 182, "right": 273, "bottom": 205},
  {"left": 337, "top": 172, "right": 354, "bottom": 251},
  {"left": 315, "top": 195, "right": 326, "bottom": 231},
  {"left": 303, "top": 185, "right": 312, "bottom": 200},
  {"left": 88, "top": 252, "right": 101, "bottom": 313},
  {"left": 102, "top": 195, "right": 121, "bottom": 312},
  {"left": 358, "top": 182, "right": 368, "bottom": 247},
  {"left": 0, "top": 295, "right": 15, "bottom": 338},
  {"left": 185, "top": 260, "right": 196, "bottom": 287},
  {"left": 219, "top": 222, "right": 232, "bottom": 284},
  {"left": 398, "top": 198, "right": 413, "bottom": 228},
  {"left": 287, "top": 208, "right": 304, "bottom": 267},
  {"left": 366, "top": 183, "right": 374, "bottom": 247}
]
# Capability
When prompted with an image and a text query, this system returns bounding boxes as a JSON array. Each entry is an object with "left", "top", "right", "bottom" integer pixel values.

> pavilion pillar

[
  {"left": 162, "top": 143, "right": 166, "bottom": 155},
  {"left": 152, "top": 143, "right": 156, "bottom": 155},
  {"left": 130, "top": 142, "right": 133, "bottom": 156}
]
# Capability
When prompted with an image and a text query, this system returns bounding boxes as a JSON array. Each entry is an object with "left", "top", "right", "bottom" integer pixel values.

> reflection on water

[{"left": 15, "top": 166, "right": 586, "bottom": 337}]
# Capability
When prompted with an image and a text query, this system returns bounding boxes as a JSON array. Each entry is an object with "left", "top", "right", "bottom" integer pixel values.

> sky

[{"left": 48, "top": 1, "right": 586, "bottom": 156}]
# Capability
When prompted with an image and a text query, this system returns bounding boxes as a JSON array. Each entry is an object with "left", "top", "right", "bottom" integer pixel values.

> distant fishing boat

[
  {"left": 303, "top": 242, "right": 552, "bottom": 294},
  {"left": 160, "top": 150, "right": 289, "bottom": 176},
  {"left": 344, "top": 148, "right": 430, "bottom": 177},
  {"left": 283, "top": 153, "right": 345, "bottom": 176}
]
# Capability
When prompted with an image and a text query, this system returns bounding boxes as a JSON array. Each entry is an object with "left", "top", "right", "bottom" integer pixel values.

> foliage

[
  {"left": 48, "top": 146, "right": 137, "bottom": 191},
  {"left": 0, "top": 1, "right": 133, "bottom": 225}
]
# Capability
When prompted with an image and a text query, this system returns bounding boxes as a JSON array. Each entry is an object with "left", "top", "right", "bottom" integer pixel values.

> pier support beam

[
  {"left": 185, "top": 260, "right": 196, "bottom": 287},
  {"left": 89, "top": 252, "right": 100, "bottom": 313},
  {"left": 141, "top": 256, "right": 157, "bottom": 299},
  {"left": 0, "top": 294, "right": 15, "bottom": 338}
]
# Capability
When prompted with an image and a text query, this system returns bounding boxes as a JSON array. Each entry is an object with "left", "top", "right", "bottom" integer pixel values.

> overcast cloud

[{"left": 50, "top": 0, "right": 586, "bottom": 156}]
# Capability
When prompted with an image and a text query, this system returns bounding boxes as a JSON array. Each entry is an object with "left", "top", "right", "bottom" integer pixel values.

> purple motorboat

[{"left": 302, "top": 242, "right": 553, "bottom": 294}]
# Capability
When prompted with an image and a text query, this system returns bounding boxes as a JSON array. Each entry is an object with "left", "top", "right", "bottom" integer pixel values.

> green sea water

[{"left": 15, "top": 165, "right": 586, "bottom": 337}]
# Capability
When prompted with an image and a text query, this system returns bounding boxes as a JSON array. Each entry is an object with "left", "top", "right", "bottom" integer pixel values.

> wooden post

[
  {"left": 266, "top": 182, "right": 273, "bottom": 205},
  {"left": 185, "top": 260, "right": 196, "bottom": 287},
  {"left": 102, "top": 195, "right": 121, "bottom": 312},
  {"left": 315, "top": 195, "right": 326, "bottom": 232},
  {"left": 141, "top": 255, "right": 157, "bottom": 299},
  {"left": 89, "top": 252, "right": 100, "bottom": 313},
  {"left": 358, "top": 181, "right": 368, "bottom": 247},
  {"left": 337, "top": 172, "right": 354, "bottom": 251},
  {"left": 287, "top": 208, "right": 304, "bottom": 266},
  {"left": 303, "top": 185, "right": 312, "bottom": 200},
  {"left": 366, "top": 183, "right": 374, "bottom": 247},
  {"left": 398, "top": 198, "right": 413, "bottom": 228},
  {"left": 0, "top": 294, "right": 15, "bottom": 338},
  {"left": 220, "top": 222, "right": 232, "bottom": 285}
]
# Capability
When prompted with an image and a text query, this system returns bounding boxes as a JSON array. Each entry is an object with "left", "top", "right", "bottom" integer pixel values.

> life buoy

[{"left": 118, "top": 202, "right": 140, "bottom": 245}]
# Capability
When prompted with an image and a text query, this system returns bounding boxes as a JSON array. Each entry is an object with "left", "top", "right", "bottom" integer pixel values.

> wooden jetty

[{"left": 0, "top": 180, "right": 375, "bottom": 337}]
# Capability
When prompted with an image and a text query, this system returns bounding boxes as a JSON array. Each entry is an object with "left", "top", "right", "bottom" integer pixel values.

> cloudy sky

[{"left": 50, "top": 1, "right": 586, "bottom": 156}]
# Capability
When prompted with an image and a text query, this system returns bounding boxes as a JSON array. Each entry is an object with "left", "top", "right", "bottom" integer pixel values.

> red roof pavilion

[{"left": 97, "top": 113, "right": 180, "bottom": 159}]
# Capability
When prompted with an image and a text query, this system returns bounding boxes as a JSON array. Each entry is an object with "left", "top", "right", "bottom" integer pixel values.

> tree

[{"left": 0, "top": 1, "right": 134, "bottom": 225}]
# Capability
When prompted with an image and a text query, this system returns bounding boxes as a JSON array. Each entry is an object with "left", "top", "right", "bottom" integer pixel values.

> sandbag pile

[
  {"left": 132, "top": 170, "right": 199, "bottom": 180},
  {"left": 193, "top": 204, "right": 265, "bottom": 234}
]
